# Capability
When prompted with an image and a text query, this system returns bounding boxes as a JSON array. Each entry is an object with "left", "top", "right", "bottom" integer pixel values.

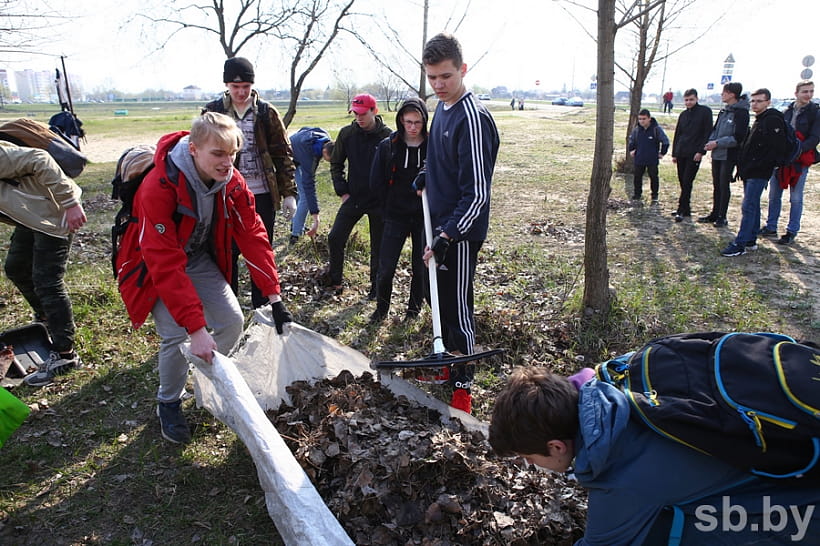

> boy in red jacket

[{"left": 116, "top": 112, "right": 292, "bottom": 444}]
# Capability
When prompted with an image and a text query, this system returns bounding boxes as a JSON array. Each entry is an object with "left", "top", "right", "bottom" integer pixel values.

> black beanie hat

[{"left": 223, "top": 57, "right": 255, "bottom": 83}]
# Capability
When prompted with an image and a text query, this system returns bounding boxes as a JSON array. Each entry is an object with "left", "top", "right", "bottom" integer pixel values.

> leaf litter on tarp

[{"left": 268, "top": 370, "right": 587, "bottom": 545}]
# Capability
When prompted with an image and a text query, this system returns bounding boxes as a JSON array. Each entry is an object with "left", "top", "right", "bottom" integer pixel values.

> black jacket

[
  {"left": 785, "top": 100, "right": 820, "bottom": 161},
  {"left": 737, "top": 108, "right": 788, "bottom": 180},
  {"left": 330, "top": 117, "right": 391, "bottom": 209},
  {"left": 672, "top": 103, "right": 713, "bottom": 158}
]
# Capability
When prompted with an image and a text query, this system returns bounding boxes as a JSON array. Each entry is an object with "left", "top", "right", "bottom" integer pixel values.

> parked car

[
  {"left": 477, "top": 93, "right": 491, "bottom": 100},
  {"left": 551, "top": 97, "right": 568, "bottom": 105},
  {"left": 567, "top": 96, "right": 584, "bottom": 107}
]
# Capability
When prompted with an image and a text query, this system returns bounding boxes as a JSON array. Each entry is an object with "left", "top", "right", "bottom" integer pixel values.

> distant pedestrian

[
  {"left": 663, "top": 88, "right": 674, "bottom": 113},
  {"left": 700, "top": 82, "right": 750, "bottom": 227},
  {"left": 671, "top": 88, "right": 713, "bottom": 221},
  {"left": 760, "top": 80, "right": 820, "bottom": 245},
  {"left": 510, "top": 97, "right": 516, "bottom": 110},
  {"left": 721, "top": 88, "right": 787, "bottom": 257},
  {"left": 518, "top": 98, "right": 524, "bottom": 110},
  {"left": 628, "top": 109, "right": 669, "bottom": 203},
  {"left": 326, "top": 94, "right": 391, "bottom": 298}
]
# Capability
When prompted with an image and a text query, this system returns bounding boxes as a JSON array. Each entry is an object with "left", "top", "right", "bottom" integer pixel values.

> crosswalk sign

[{"left": 721, "top": 75, "right": 732, "bottom": 84}]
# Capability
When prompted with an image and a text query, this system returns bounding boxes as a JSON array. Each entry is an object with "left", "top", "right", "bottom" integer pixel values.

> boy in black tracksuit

[
  {"left": 369, "top": 98, "right": 430, "bottom": 323},
  {"left": 327, "top": 94, "right": 391, "bottom": 297}
]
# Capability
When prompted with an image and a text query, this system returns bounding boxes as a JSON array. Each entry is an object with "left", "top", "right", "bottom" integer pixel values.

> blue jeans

[
  {"left": 765, "top": 167, "right": 808, "bottom": 235},
  {"left": 291, "top": 166, "right": 310, "bottom": 237},
  {"left": 734, "top": 178, "right": 768, "bottom": 247}
]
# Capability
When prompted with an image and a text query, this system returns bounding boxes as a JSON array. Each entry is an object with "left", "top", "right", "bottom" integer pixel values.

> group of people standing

[
  {"left": 630, "top": 79, "right": 819, "bottom": 257},
  {"left": 4, "top": 33, "right": 498, "bottom": 445}
]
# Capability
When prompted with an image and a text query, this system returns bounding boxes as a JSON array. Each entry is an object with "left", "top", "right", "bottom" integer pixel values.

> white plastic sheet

[{"left": 191, "top": 318, "right": 488, "bottom": 544}]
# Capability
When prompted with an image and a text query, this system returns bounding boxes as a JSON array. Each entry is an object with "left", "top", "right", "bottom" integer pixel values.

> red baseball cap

[{"left": 350, "top": 94, "right": 377, "bottom": 114}]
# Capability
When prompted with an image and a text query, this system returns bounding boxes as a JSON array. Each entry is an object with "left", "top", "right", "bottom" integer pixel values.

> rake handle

[{"left": 421, "top": 189, "right": 447, "bottom": 355}]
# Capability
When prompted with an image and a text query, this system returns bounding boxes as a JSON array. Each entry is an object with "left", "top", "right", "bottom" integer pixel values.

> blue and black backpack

[{"left": 596, "top": 331, "right": 820, "bottom": 482}]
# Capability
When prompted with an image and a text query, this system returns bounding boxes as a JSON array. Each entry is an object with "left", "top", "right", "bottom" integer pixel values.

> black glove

[
  {"left": 271, "top": 301, "right": 293, "bottom": 335},
  {"left": 430, "top": 235, "right": 450, "bottom": 264},
  {"left": 412, "top": 171, "right": 426, "bottom": 192}
]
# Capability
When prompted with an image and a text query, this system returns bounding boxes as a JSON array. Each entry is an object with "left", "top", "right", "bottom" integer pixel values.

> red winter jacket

[{"left": 116, "top": 131, "right": 281, "bottom": 331}]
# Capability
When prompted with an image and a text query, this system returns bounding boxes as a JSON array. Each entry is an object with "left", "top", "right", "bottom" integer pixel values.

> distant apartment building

[
  {"left": 0, "top": 69, "right": 10, "bottom": 103},
  {"left": 12, "top": 68, "right": 83, "bottom": 103}
]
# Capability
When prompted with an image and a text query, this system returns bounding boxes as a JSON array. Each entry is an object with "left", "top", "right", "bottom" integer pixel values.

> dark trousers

[
  {"left": 675, "top": 157, "right": 702, "bottom": 216},
  {"left": 327, "top": 198, "right": 383, "bottom": 289},
  {"left": 633, "top": 164, "right": 659, "bottom": 199},
  {"left": 231, "top": 192, "right": 275, "bottom": 309},
  {"left": 4, "top": 226, "right": 75, "bottom": 352},
  {"left": 375, "top": 215, "right": 428, "bottom": 316},
  {"left": 436, "top": 240, "right": 482, "bottom": 391},
  {"left": 710, "top": 159, "right": 735, "bottom": 221}
]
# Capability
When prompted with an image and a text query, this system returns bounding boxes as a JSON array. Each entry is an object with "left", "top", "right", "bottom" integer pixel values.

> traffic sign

[
  {"left": 801, "top": 68, "right": 813, "bottom": 80},
  {"left": 721, "top": 75, "right": 732, "bottom": 84},
  {"left": 803, "top": 55, "right": 815, "bottom": 67},
  {"left": 535, "top": 80, "right": 540, "bottom": 86},
  {"left": 707, "top": 83, "right": 714, "bottom": 90},
  {"left": 590, "top": 82, "right": 597, "bottom": 90}
]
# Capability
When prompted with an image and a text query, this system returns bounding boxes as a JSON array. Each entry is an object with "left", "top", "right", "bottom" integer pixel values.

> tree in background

[
  {"left": 346, "top": 0, "right": 497, "bottom": 100},
  {"left": 142, "top": 0, "right": 356, "bottom": 126}
]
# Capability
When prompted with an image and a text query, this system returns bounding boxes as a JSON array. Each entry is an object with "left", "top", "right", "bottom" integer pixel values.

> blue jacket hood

[{"left": 573, "top": 379, "right": 632, "bottom": 481}]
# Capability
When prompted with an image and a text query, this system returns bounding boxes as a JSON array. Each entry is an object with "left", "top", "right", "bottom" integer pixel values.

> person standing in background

[
  {"left": 671, "top": 89, "right": 713, "bottom": 222},
  {"left": 203, "top": 57, "right": 296, "bottom": 309}
]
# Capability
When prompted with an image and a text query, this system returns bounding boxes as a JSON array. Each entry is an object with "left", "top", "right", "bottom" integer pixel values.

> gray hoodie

[
  {"left": 168, "top": 135, "right": 231, "bottom": 257},
  {"left": 708, "top": 97, "right": 750, "bottom": 161}
]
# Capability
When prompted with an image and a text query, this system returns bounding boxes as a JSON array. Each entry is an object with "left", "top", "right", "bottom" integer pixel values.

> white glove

[{"left": 282, "top": 195, "right": 297, "bottom": 220}]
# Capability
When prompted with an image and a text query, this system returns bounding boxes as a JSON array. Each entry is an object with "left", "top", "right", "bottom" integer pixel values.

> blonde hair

[{"left": 191, "top": 111, "right": 243, "bottom": 150}]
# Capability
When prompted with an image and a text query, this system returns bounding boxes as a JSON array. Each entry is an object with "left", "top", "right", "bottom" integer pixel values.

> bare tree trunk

[
  {"left": 582, "top": 0, "right": 616, "bottom": 315},
  {"left": 419, "top": 0, "right": 429, "bottom": 98}
]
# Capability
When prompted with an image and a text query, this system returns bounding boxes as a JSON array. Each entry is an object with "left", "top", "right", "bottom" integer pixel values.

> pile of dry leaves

[{"left": 269, "top": 371, "right": 587, "bottom": 545}]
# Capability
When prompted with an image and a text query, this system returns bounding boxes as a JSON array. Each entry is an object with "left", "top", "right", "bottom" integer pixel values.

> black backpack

[
  {"left": 110, "top": 145, "right": 155, "bottom": 278},
  {"left": 596, "top": 331, "right": 820, "bottom": 482},
  {"left": 777, "top": 115, "right": 802, "bottom": 167}
]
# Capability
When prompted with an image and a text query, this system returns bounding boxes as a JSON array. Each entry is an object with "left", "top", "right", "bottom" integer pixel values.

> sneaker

[
  {"left": 759, "top": 227, "right": 778, "bottom": 237},
  {"left": 776, "top": 231, "right": 796, "bottom": 245},
  {"left": 697, "top": 215, "right": 716, "bottom": 224},
  {"left": 651, "top": 196, "right": 659, "bottom": 205},
  {"left": 416, "top": 366, "right": 450, "bottom": 385},
  {"left": 157, "top": 400, "right": 192, "bottom": 444},
  {"left": 289, "top": 234, "right": 299, "bottom": 246},
  {"left": 450, "top": 388, "right": 472, "bottom": 414},
  {"left": 23, "top": 350, "right": 80, "bottom": 387},
  {"left": 721, "top": 243, "right": 746, "bottom": 257},
  {"left": 713, "top": 218, "right": 728, "bottom": 227},
  {"left": 404, "top": 309, "right": 420, "bottom": 322},
  {"left": 674, "top": 213, "right": 689, "bottom": 223},
  {"left": 366, "top": 287, "right": 377, "bottom": 301},
  {"left": 745, "top": 244, "right": 758, "bottom": 252}
]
